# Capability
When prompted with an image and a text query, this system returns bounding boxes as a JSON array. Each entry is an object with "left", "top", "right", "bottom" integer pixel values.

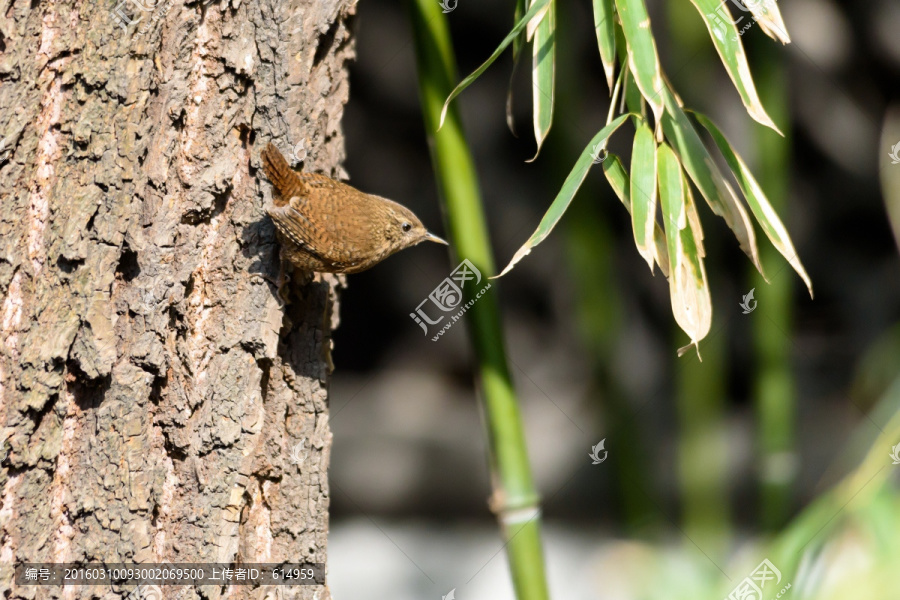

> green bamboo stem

[
  {"left": 676, "top": 331, "right": 731, "bottom": 559},
  {"left": 751, "top": 41, "right": 797, "bottom": 531},
  {"left": 408, "top": 2, "right": 550, "bottom": 599}
]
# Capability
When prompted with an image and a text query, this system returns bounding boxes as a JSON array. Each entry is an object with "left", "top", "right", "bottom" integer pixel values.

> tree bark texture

[{"left": 0, "top": 0, "right": 355, "bottom": 597}]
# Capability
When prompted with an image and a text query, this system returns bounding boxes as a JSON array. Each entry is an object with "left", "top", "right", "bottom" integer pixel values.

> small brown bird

[{"left": 261, "top": 143, "right": 447, "bottom": 274}]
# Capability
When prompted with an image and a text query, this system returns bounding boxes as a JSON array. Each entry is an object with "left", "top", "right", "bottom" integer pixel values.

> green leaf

[
  {"left": 614, "top": 24, "right": 645, "bottom": 129},
  {"left": 614, "top": 0, "right": 664, "bottom": 126},
  {"left": 506, "top": 0, "right": 528, "bottom": 134},
  {"left": 438, "top": 0, "right": 552, "bottom": 130},
  {"left": 687, "top": 0, "right": 782, "bottom": 134},
  {"left": 630, "top": 123, "right": 659, "bottom": 272},
  {"left": 602, "top": 153, "right": 670, "bottom": 277},
  {"left": 592, "top": 0, "right": 617, "bottom": 90},
  {"left": 496, "top": 113, "right": 632, "bottom": 277},
  {"left": 512, "top": 0, "right": 527, "bottom": 60},
  {"left": 529, "top": 0, "right": 556, "bottom": 161},
  {"left": 623, "top": 66, "right": 644, "bottom": 120},
  {"left": 657, "top": 142, "right": 711, "bottom": 355},
  {"left": 692, "top": 111, "right": 813, "bottom": 297},
  {"left": 660, "top": 85, "right": 763, "bottom": 275}
]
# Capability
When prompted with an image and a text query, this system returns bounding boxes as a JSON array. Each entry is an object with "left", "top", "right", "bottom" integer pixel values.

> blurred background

[{"left": 323, "top": 0, "right": 900, "bottom": 597}]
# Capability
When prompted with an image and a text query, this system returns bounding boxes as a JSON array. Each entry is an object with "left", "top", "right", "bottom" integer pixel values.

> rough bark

[{"left": 0, "top": 0, "right": 354, "bottom": 597}]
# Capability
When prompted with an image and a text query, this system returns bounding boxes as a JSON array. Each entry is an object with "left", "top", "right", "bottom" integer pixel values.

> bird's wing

[
  {"left": 262, "top": 143, "right": 307, "bottom": 201},
  {"left": 266, "top": 202, "right": 350, "bottom": 268},
  {"left": 272, "top": 175, "right": 381, "bottom": 259}
]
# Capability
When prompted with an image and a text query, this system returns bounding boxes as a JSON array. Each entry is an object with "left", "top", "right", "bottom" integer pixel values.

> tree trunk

[{"left": 0, "top": 0, "right": 354, "bottom": 597}]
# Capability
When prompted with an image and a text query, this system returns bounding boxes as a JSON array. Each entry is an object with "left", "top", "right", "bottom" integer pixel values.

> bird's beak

[{"left": 424, "top": 232, "right": 449, "bottom": 245}]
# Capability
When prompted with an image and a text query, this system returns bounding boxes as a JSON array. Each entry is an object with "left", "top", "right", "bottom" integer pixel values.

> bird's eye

[{"left": 402, "top": 222, "right": 412, "bottom": 232}]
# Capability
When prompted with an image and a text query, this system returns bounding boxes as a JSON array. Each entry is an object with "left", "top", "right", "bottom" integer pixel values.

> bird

[{"left": 260, "top": 143, "right": 447, "bottom": 274}]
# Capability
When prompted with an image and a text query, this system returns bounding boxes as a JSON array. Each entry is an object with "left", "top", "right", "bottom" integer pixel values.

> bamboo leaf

[
  {"left": 660, "top": 85, "right": 763, "bottom": 275},
  {"left": 693, "top": 111, "right": 813, "bottom": 297},
  {"left": 506, "top": 0, "right": 528, "bottom": 134},
  {"left": 512, "top": 0, "right": 527, "bottom": 60},
  {"left": 602, "top": 153, "right": 670, "bottom": 277},
  {"left": 623, "top": 65, "right": 644, "bottom": 119},
  {"left": 439, "top": 0, "right": 552, "bottom": 130},
  {"left": 614, "top": 23, "right": 645, "bottom": 129},
  {"left": 592, "top": 0, "right": 617, "bottom": 90},
  {"left": 614, "top": 0, "right": 665, "bottom": 126},
  {"left": 687, "top": 0, "right": 782, "bottom": 134},
  {"left": 683, "top": 169, "right": 705, "bottom": 258},
  {"left": 737, "top": 0, "right": 791, "bottom": 44},
  {"left": 658, "top": 142, "right": 711, "bottom": 355},
  {"left": 496, "top": 113, "right": 632, "bottom": 277},
  {"left": 630, "top": 123, "right": 658, "bottom": 272},
  {"left": 529, "top": 0, "right": 556, "bottom": 161}
]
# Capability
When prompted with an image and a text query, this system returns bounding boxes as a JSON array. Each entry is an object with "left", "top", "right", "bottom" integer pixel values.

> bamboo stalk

[
  {"left": 751, "top": 41, "right": 797, "bottom": 531},
  {"left": 676, "top": 333, "right": 732, "bottom": 558},
  {"left": 407, "top": 2, "right": 551, "bottom": 599}
]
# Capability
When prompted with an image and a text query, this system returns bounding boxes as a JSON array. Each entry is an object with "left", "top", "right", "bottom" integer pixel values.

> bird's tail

[{"left": 261, "top": 143, "right": 306, "bottom": 201}]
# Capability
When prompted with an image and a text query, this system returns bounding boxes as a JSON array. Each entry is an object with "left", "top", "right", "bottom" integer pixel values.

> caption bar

[{"left": 15, "top": 563, "right": 325, "bottom": 586}]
